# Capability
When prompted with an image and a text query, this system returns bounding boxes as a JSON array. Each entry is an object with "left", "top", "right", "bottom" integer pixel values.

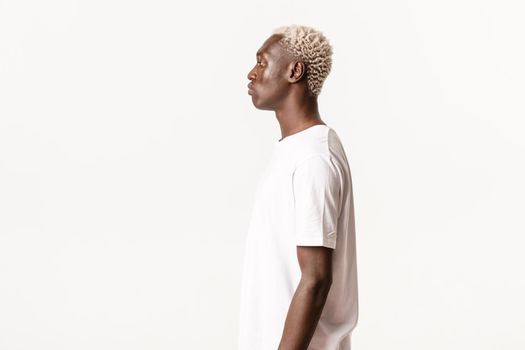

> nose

[{"left": 247, "top": 65, "right": 257, "bottom": 81}]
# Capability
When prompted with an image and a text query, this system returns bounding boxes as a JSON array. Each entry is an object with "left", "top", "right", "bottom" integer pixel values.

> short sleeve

[{"left": 292, "top": 155, "right": 341, "bottom": 249}]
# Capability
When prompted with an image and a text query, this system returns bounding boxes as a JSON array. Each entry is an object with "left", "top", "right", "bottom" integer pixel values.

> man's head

[{"left": 247, "top": 25, "right": 333, "bottom": 110}]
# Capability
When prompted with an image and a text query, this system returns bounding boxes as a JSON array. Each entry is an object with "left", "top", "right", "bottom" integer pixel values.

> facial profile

[
  {"left": 247, "top": 25, "right": 333, "bottom": 111},
  {"left": 246, "top": 34, "right": 295, "bottom": 111}
]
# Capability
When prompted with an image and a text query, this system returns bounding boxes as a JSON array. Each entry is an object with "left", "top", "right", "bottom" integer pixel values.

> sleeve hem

[{"left": 296, "top": 237, "right": 336, "bottom": 249}]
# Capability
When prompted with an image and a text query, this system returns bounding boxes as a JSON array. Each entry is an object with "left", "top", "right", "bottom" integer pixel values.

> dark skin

[{"left": 247, "top": 34, "right": 333, "bottom": 350}]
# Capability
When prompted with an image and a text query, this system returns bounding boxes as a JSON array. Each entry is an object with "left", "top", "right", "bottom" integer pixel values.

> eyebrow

[{"left": 256, "top": 51, "right": 268, "bottom": 58}]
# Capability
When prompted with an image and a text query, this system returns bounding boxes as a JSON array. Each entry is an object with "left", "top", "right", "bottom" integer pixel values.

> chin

[
  {"left": 251, "top": 97, "right": 274, "bottom": 111},
  {"left": 251, "top": 97, "right": 263, "bottom": 109}
]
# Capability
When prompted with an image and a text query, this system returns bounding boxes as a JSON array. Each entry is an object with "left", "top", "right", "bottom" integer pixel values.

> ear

[{"left": 287, "top": 60, "right": 306, "bottom": 83}]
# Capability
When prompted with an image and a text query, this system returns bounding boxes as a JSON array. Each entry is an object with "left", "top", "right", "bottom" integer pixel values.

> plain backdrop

[{"left": 1, "top": 0, "right": 524, "bottom": 349}]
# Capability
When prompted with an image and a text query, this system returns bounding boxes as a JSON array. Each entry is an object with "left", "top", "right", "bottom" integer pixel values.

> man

[{"left": 238, "top": 25, "right": 359, "bottom": 350}]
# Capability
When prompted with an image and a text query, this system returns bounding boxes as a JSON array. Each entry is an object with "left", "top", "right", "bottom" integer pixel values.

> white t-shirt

[{"left": 238, "top": 124, "right": 359, "bottom": 350}]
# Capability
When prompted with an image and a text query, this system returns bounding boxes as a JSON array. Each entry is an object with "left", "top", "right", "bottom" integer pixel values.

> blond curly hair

[{"left": 272, "top": 24, "right": 333, "bottom": 97}]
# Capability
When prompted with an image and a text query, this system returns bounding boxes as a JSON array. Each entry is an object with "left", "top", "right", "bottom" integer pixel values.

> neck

[{"left": 275, "top": 93, "right": 324, "bottom": 140}]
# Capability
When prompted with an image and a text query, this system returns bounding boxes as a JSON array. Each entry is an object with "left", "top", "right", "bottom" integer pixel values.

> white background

[{"left": 1, "top": 0, "right": 524, "bottom": 349}]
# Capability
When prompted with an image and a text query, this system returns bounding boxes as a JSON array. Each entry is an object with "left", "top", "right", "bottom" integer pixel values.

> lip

[{"left": 247, "top": 83, "right": 254, "bottom": 93}]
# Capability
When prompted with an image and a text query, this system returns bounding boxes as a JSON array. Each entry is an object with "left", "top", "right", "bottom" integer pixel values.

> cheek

[
  {"left": 261, "top": 66, "right": 286, "bottom": 92},
  {"left": 265, "top": 65, "right": 283, "bottom": 81}
]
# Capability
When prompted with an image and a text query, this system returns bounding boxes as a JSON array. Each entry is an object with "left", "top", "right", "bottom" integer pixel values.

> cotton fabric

[{"left": 238, "top": 124, "right": 359, "bottom": 350}]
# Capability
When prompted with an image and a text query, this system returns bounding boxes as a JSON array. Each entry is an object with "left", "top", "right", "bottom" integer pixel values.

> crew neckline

[{"left": 275, "top": 124, "right": 329, "bottom": 145}]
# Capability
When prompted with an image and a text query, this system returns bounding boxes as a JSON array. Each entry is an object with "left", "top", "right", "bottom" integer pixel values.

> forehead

[{"left": 256, "top": 34, "right": 284, "bottom": 58}]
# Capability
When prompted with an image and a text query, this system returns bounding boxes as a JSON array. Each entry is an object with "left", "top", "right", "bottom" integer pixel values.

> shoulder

[{"left": 292, "top": 153, "right": 340, "bottom": 184}]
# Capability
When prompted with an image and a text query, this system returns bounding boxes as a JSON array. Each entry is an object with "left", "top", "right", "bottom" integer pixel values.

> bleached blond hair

[{"left": 272, "top": 24, "right": 333, "bottom": 97}]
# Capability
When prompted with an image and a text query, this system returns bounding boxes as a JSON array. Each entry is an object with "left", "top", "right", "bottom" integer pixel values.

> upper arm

[
  {"left": 292, "top": 154, "right": 341, "bottom": 250},
  {"left": 292, "top": 154, "right": 341, "bottom": 284},
  {"left": 297, "top": 246, "right": 333, "bottom": 285}
]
